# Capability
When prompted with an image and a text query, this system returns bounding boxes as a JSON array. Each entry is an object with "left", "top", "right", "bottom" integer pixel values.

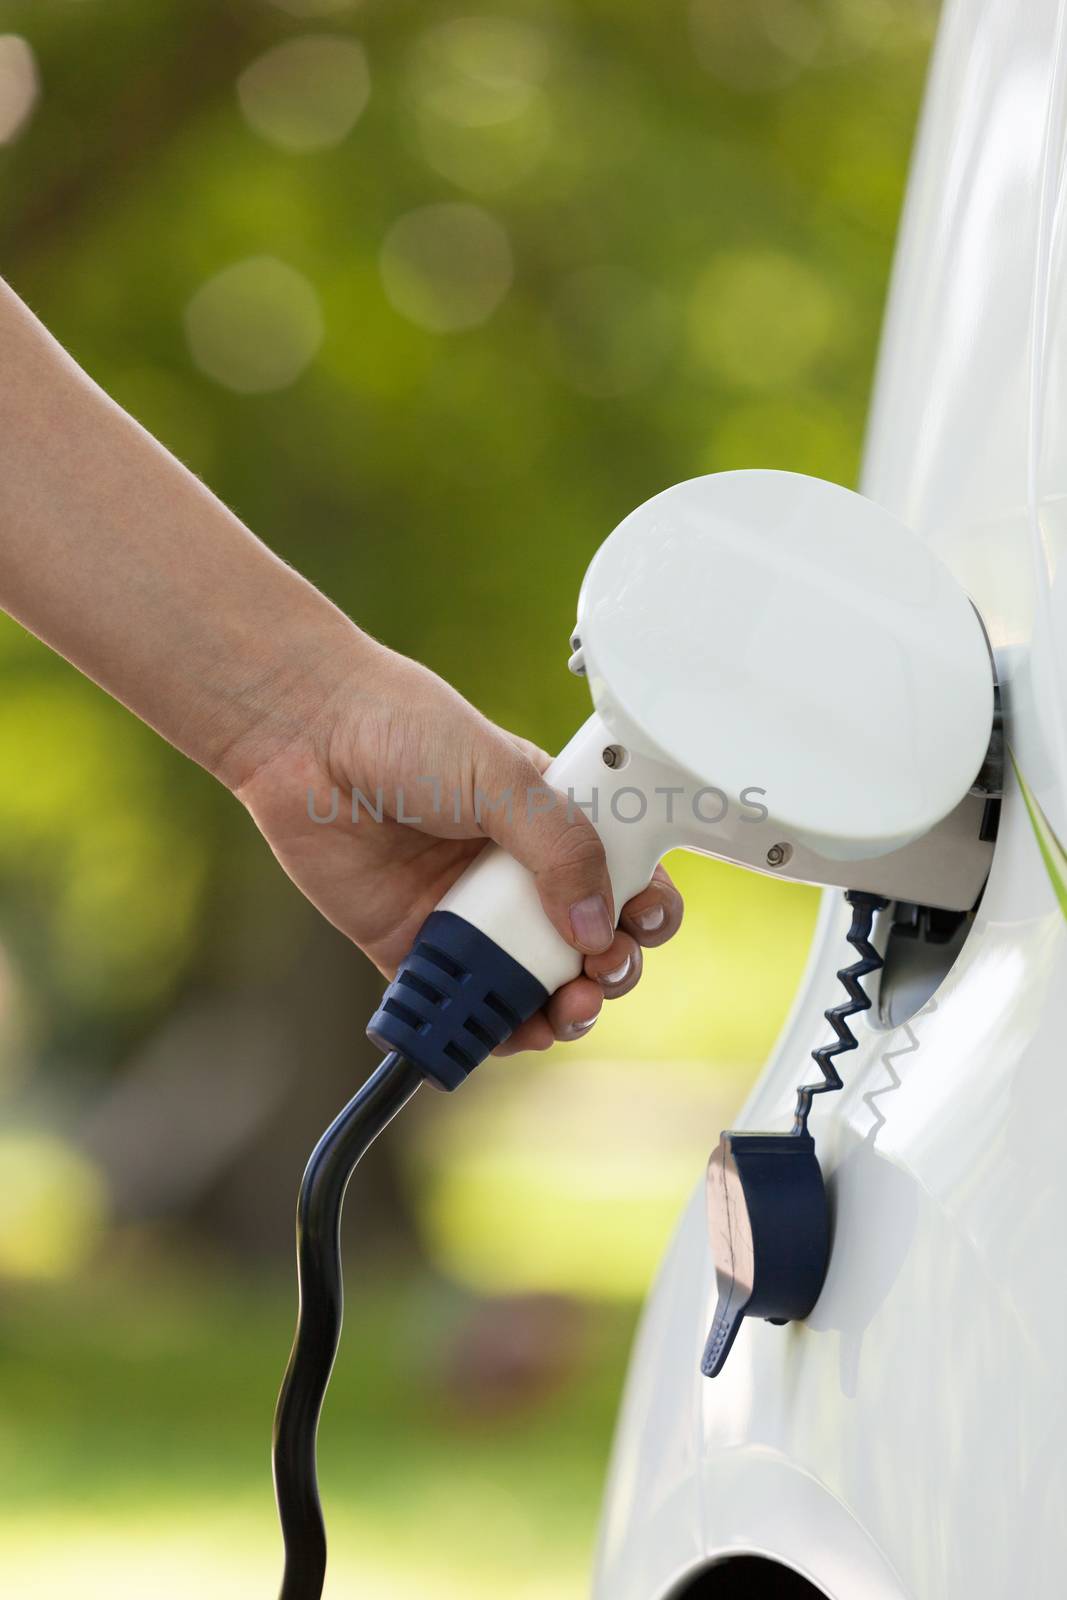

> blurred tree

[{"left": 0, "top": 0, "right": 935, "bottom": 1258}]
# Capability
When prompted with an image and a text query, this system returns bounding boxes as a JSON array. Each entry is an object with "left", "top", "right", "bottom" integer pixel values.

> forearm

[{"left": 0, "top": 279, "right": 366, "bottom": 788}]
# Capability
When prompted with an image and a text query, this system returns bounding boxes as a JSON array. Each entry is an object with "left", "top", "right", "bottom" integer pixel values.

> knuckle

[{"left": 547, "top": 817, "right": 607, "bottom": 876}]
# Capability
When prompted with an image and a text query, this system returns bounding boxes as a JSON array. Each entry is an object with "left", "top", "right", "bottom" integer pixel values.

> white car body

[{"left": 593, "top": 2, "right": 1067, "bottom": 1595}]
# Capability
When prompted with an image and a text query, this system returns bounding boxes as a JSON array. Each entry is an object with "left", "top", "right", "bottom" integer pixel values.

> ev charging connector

[{"left": 274, "top": 470, "right": 997, "bottom": 1600}]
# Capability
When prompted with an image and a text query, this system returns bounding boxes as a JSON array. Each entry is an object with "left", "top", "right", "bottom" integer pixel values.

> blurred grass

[{"left": 0, "top": 1262, "right": 636, "bottom": 1598}]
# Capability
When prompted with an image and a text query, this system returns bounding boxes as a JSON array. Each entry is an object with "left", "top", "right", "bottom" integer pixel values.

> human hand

[
  {"left": 235, "top": 636, "right": 683, "bottom": 1054},
  {"left": 0, "top": 279, "right": 678, "bottom": 1055}
]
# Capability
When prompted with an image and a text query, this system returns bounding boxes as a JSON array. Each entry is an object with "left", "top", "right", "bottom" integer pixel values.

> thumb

[{"left": 473, "top": 737, "right": 616, "bottom": 956}]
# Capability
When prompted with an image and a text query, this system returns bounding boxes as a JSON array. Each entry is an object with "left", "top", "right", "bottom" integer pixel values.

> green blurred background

[{"left": 0, "top": 1, "right": 933, "bottom": 1593}]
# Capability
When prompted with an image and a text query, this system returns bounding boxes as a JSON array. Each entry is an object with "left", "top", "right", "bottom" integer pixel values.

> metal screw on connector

[
  {"left": 766, "top": 842, "right": 792, "bottom": 868},
  {"left": 602, "top": 745, "right": 627, "bottom": 769}
]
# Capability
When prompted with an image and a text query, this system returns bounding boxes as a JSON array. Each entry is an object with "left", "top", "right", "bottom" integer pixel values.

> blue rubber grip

[{"left": 366, "top": 910, "right": 550, "bottom": 1091}]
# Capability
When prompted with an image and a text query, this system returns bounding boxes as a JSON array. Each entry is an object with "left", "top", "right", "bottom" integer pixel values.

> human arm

[{"left": 0, "top": 279, "right": 682, "bottom": 1049}]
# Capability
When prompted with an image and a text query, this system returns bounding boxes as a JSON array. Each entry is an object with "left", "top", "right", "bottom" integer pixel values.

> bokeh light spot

[
  {"left": 411, "top": 17, "right": 549, "bottom": 129},
  {"left": 262, "top": 0, "right": 362, "bottom": 15},
  {"left": 380, "top": 203, "right": 513, "bottom": 333},
  {"left": 706, "top": 394, "right": 858, "bottom": 485},
  {"left": 689, "top": 0, "right": 823, "bottom": 91},
  {"left": 418, "top": 97, "right": 551, "bottom": 196},
  {"left": 184, "top": 257, "right": 323, "bottom": 394},
  {"left": 409, "top": 19, "right": 553, "bottom": 193},
  {"left": 0, "top": 35, "right": 39, "bottom": 145},
  {"left": 829, "top": 0, "right": 894, "bottom": 57},
  {"left": 237, "top": 35, "right": 370, "bottom": 153},
  {"left": 0, "top": 1133, "right": 108, "bottom": 1282},
  {"left": 688, "top": 249, "right": 839, "bottom": 389},
  {"left": 549, "top": 266, "right": 673, "bottom": 398}
]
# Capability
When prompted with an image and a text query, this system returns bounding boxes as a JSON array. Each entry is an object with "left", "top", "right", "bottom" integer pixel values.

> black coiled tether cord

[
  {"left": 272, "top": 1049, "right": 423, "bottom": 1600},
  {"left": 792, "top": 890, "right": 888, "bottom": 1135}
]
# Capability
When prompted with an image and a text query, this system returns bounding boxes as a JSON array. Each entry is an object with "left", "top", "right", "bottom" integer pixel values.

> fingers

[
  {"left": 492, "top": 929, "right": 646, "bottom": 1055},
  {"left": 475, "top": 732, "right": 684, "bottom": 1058},
  {"left": 502, "top": 730, "right": 553, "bottom": 775},
  {"left": 583, "top": 929, "right": 642, "bottom": 996},
  {"left": 474, "top": 743, "right": 615, "bottom": 956},
  {"left": 619, "top": 863, "right": 684, "bottom": 948},
  {"left": 491, "top": 892, "right": 679, "bottom": 1056},
  {"left": 494, "top": 1014, "right": 556, "bottom": 1056},
  {"left": 489, "top": 865, "right": 685, "bottom": 1055},
  {"left": 494, "top": 975, "right": 603, "bottom": 1056}
]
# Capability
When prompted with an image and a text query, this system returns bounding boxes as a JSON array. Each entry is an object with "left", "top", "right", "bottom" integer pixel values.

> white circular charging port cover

[{"left": 576, "top": 470, "right": 993, "bottom": 862}]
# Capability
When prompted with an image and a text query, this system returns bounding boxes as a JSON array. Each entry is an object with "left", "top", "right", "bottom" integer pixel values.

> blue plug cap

[
  {"left": 702, "top": 1130, "right": 829, "bottom": 1377},
  {"left": 367, "top": 910, "right": 549, "bottom": 1091}
]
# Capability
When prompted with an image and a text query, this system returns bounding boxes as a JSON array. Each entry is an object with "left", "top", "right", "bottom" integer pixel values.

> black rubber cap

[{"left": 702, "top": 1130, "right": 829, "bottom": 1377}]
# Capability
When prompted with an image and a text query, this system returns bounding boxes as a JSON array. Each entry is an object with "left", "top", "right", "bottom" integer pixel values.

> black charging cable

[
  {"left": 272, "top": 908, "right": 553, "bottom": 1599},
  {"left": 272, "top": 1049, "right": 423, "bottom": 1600}
]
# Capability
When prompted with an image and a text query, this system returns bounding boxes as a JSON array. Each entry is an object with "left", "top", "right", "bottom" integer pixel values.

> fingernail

[
  {"left": 570, "top": 1016, "right": 598, "bottom": 1036},
  {"left": 600, "top": 956, "right": 632, "bottom": 987},
  {"left": 570, "top": 893, "right": 613, "bottom": 951},
  {"left": 634, "top": 905, "right": 666, "bottom": 933}
]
